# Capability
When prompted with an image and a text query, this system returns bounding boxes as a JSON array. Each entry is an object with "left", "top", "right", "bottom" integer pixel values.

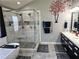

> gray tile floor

[
  {"left": 55, "top": 44, "right": 70, "bottom": 59},
  {"left": 54, "top": 44, "right": 65, "bottom": 52},
  {"left": 32, "top": 44, "right": 57, "bottom": 59},
  {"left": 56, "top": 53, "right": 70, "bottom": 59},
  {"left": 17, "top": 44, "right": 70, "bottom": 59}
]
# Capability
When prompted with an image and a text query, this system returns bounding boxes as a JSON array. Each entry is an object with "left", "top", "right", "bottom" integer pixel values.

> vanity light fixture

[
  {"left": 17, "top": 1, "right": 21, "bottom": 5},
  {"left": 70, "top": 7, "right": 79, "bottom": 12}
]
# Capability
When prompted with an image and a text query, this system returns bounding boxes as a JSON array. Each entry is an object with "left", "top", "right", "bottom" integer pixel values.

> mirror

[
  {"left": 71, "top": 12, "right": 79, "bottom": 32},
  {"left": 71, "top": 12, "right": 78, "bottom": 32},
  {"left": 70, "top": 7, "right": 79, "bottom": 32}
]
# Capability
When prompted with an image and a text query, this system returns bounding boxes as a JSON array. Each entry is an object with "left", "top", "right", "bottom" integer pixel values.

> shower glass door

[{"left": 3, "top": 10, "right": 39, "bottom": 49}]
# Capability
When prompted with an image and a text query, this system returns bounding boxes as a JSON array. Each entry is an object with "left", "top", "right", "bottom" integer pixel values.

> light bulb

[{"left": 17, "top": 1, "right": 21, "bottom": 5}]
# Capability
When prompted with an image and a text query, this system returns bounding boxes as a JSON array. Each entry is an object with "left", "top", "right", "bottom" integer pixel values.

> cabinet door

[
  {"left": 61, "top": 33, "right": 79, "bottom": 59},
  {"left": 73, "top": 45, "right": 79, "bottom": 59}
]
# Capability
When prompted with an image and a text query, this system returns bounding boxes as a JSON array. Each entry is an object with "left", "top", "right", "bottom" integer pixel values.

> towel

[{"left": 64, "top": 22, "right": 67, "bottom": 29}]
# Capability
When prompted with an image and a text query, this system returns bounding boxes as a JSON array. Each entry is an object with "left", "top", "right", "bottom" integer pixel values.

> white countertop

[{"left": 62, "top": 32, "right": 79, "bottom": 48}]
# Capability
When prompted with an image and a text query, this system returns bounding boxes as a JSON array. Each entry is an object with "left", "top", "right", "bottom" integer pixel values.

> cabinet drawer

[
  {"left": 64, "top": 41, "right": 68, "bottom": 44},
  {"left": 64, "top": 47, "right": 67, "bottom": 51},
  {"left": 61, "top": 34, "right": 65, "bottom": 37},
  {"left": 73, "top": 45, "right": 79, "bottom": 51},
  {"left": 61, "top": 38, "right": 64, "bottom": 41},
  {"left": 69, "top": 41, "right": 73, "bottom": 46},
  {"left": 73, "top": 46, "right": 79, "bottom": 55},
  {"left": 61, "top": 38, "right": 65, "bottom": 43},
  {"left": 61, "top": 34, "right": 68, "bottom": 42},
  {"left": 64, "top": 37, "right": 69, "bottom": 41}
]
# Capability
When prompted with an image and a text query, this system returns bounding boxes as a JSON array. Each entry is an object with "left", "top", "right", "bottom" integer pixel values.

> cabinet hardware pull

[
  {"left": 69, "top": 45, "right": 72, "bottom": 50},
  {"left": 64, "top": 48, "right": 67, "bottom": 51},
  {"left": 74, "top": 52, "right": 78, "bottom": 56},
  {"left": 75, "top": 47, "right": 78, "bottom": 50}
]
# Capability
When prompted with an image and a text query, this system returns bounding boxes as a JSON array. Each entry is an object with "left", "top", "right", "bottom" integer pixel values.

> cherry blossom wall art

[{"left": 49, "top": 0, "right": 69, "bottom": 23}]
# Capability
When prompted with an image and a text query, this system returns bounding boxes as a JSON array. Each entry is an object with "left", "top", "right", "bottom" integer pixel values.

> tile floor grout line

[{"left": 17, "top": 44, "right": 70, "bottom": 59}]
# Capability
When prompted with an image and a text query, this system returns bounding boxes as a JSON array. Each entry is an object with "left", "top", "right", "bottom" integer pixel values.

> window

[{"left": 12, "top": 16, "right": 19, "bottom": 31}]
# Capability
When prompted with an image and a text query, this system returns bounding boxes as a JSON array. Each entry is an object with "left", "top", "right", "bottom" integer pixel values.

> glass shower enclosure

[{"left": 3, "top": 9, "right": 40, "bottom": 56}]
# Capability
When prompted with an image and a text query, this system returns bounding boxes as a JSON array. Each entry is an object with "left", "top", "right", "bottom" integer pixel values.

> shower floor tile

[{"left": 20, "top": 42, "right": 36, "bottom": 48}]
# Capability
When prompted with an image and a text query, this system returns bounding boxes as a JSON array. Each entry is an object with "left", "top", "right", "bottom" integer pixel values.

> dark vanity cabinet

[{"left": 61, "top": 33, "right": 79, "bottom": 59}]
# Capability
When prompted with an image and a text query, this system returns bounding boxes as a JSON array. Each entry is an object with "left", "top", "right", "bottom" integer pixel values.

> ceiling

[{"left": 0, "top": 0, "right": 34, "bottom": 10}]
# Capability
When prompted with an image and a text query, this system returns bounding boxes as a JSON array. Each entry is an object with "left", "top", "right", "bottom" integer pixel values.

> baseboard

[{"left": 40, "top": 42, "right": 61, "bottom": 45}]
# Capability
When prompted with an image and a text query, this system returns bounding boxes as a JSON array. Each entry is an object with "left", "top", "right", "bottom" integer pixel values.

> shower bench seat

[{"left": 19, "top": 42, "right": 39, "bottom": 57}]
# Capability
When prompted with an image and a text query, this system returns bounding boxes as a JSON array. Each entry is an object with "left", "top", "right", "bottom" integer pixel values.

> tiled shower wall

[{"left": 3, "top": 11, "right": 40, "bottom": 43}]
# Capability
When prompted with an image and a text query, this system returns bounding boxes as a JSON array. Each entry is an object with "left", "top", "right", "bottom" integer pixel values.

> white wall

[
  {"left": 22, "top": 0, "right": 72, "bottom": 43},
  {"left": 3, "top": 11, "right": 39, "bottom": 43}
]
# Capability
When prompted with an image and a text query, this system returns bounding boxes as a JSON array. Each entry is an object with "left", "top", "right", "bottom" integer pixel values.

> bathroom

[{"left": 0, "top": 0, "right": 79, "bottom": 59}]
